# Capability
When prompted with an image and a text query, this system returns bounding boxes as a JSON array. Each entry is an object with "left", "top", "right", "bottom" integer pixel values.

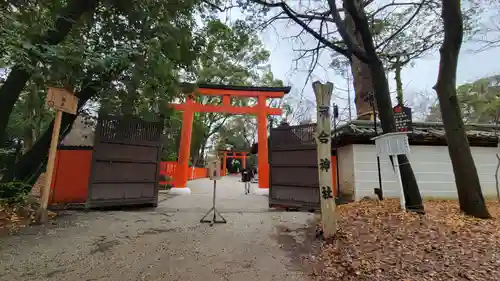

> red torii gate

[
  {"left": 169, "top": 84, "right": 290, "bottom": 194},
  {"left": 219, "top": 150, "right": 249, "bottom": 176}
]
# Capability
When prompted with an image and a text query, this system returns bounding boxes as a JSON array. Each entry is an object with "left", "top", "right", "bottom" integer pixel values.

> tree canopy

[{"left": 0, "top": 0, "right": 291, "bottom": 181}]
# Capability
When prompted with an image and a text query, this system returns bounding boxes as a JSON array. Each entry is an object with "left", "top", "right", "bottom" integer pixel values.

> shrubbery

[{"left": 0, "top": 181, "right": 32, "bottom": 205}]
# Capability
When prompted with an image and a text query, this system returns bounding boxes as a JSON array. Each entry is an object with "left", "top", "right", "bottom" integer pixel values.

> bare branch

[
  {"left": 371, "top": 1, "right": 427, "bottom": 17},
  {"left": 293, "top": 44, "right": 328, "bottom": 53},
  {"left": 250, "top": 0, "right": 352, "bottom": 58},
  {"left": 374, "top": 0, "right": 427, "bottom": 50},
  {"left": 201, "top": 0, "right": 238, "bottom": 12},
  {"left": 302, "top": 24, "right": 324, "bottom": 90},
  {"left": 381, "top": 30, "right": 443, "bottom": 67}
]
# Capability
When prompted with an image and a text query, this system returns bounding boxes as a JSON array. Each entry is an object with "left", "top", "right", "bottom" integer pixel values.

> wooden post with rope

[{"left": 312, "top": 81, "right": 338, "bottom": 238}]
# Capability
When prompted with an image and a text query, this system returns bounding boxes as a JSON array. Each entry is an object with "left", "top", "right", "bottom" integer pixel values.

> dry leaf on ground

[
  {"left": 315, "top": 199, "right": 500, "bottom": 281},
  {"left": 0, "top": 174, "right": 53, "bottom": 235}
]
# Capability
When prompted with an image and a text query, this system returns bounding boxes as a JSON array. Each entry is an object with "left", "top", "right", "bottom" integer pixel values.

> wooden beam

[
  {"left": 170, "top": 103, "right": 282, "bottom": 115},
  {"left": 195, "top": 88, "right": 286, "bottom": 98},
  {"left": 225, "top": 155, "right": 246, "bottom": 159}
]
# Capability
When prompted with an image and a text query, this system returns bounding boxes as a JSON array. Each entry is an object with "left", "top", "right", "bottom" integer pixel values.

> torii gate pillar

[
  {"left": 168, "top": 84, "right": 290, "bottom": 195},
  {"left": 219, "top": 151, "right": 249, "bottom": 175},
  {"left": 257, "top": 95, "right": 269, "bottom": 190}
]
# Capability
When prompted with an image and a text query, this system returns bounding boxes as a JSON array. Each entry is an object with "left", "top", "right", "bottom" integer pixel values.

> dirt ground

[{"left": 0, "top": 176, "right": 319, "bottom": 281}]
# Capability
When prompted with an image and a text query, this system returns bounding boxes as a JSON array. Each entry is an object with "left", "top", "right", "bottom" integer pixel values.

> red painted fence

[
  {"left": 48, "top": 148, "right": 336, "bottom": 204},
  {"left": 48, "top": 147, "right": 210, "bottom": 205},
  {"left": 49, "top": 147, "right": 93, "bottom": 205},
  {"left": 159, "top": 162, "right": 208, "bottom": 186}
]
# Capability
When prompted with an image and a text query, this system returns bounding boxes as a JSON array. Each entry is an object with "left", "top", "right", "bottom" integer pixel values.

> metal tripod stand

[{"left": 200, "top": 180, "right": 227, "bottom": 226}]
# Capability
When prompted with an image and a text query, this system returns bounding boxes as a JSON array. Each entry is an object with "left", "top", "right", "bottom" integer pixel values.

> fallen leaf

[{"left": 313, "top": 199, "right": 500, "bottom": 281}]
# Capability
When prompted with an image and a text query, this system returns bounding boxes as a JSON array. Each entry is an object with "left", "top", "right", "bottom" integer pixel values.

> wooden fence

[
  {"left": 48, "top": 147, "right": 209, "bottom": 205},
  {"left": 50, "top": 146, "right": 93, "bottom": 205},
  {"left": 159, "top": 162, "right": 208, "bottom": 186}
]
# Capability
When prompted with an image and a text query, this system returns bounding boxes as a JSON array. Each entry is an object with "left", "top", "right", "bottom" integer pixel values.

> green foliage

[
  {"left": 190, "top": 19, "right": 273, "bottom": 85},
  {"left": 0, "top": 181, "right": 32, "bottom": 205},
  {"left": 246, "top": 154, "right": 257, "bottom": 167},
  {"left": 213, "top": 115, "right": 255, "bottom": 152},
  {"left": 0, "top": 146, "right": 19, "bottom": 176},
  {"left": 91, "top": 0, "right": 204, "bottom": 118},
  {"left": 456, "top": 75, "right": 500, "bottom": 123},
  {"left": 176, "top": 19, "right": 285, "bottom": 163},
  {"left": 0, "top": 1, "right": 61, "bottom": 68},
  {"left": 426, "top": 74, "right": 500, "bottom": 124},
  {"left": 1, "top": 0, "right": 206, "bottom": 171},
  {"left": 0, "top": 0, "right": 287, "bottom": 173}
]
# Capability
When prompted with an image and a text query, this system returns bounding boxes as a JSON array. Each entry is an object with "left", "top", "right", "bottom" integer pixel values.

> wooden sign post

[
  {"left": 312, "top": 81, "right": 338, "bottom": 238},
  {"left": 201, "top": 157, "right": 226, "bottom": 225},
  {"left": 35, "top": 87, "right": 78, "bottom": 223},
  {"left": 208, "top": 158, "right": 222, "bottom": 181}
]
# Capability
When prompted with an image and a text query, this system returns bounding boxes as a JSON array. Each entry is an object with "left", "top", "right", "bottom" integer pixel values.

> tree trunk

[
  {"left": 344, "top": 10, "right": 373, "bottom": 120},
  {"left": 22, "top": 113, "right": 35, "bottom": 154},
  {"left": 394, "top": 58, "right": 404, "bottom": 105},
  {"left": 341, "top": 0, "right": 425, "bottom": 213},
  {"left": 0, "top": 0, "right": 99, "bottom": 143},
  {"left": 22, "top": 127, "right": 34, "bottom": 154},
  {"left": 22, "top": 89, "right": 38, "bottom": 153},
  {"left": 352, "top": 58, "right": 375, "bottom": 120},
  {"left": 15, "top": 140, "right": 23, "bottom": 161},
  {"left": 433, "top": 0, "right": 490, "bottom": 218},
  {"left": 198, "top": 137, "right": 209, "bottom": 164}
]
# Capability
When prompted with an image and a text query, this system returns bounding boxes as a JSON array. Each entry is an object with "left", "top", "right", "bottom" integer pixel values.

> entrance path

[{"left": 0, "top": 176, "right": 319, "bottom": 281}]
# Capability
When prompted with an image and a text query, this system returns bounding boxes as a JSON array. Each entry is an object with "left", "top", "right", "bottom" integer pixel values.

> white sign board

[
  {"left": 372, "top": 132, "right": 410, "bottom": 156},
  {"left": 46, "top": 87, "right": 79, "bottom": 115},
  {"left": 208, "top": 159, "right": 221, "bottom": 180},
  {"left": 371, "top": 132, "right": 411, "bottom": 211}
]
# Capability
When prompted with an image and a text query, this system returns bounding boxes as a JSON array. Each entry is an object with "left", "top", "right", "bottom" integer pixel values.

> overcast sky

[
  {"left": 219, "top": 4, "right": 500, "bottom": 121},
  {"left": 260, "top": 27, "right": 500, "bottom": 120}
]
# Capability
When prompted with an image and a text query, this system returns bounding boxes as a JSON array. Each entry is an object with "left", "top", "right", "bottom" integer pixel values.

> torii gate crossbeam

[{"left": 168, "top": 84, "right": 290, "bottom": 194}]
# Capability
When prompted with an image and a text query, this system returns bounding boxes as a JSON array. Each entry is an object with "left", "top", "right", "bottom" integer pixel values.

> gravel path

[{"left": 0, "top": 176, "right": 319, "bottom": 281}]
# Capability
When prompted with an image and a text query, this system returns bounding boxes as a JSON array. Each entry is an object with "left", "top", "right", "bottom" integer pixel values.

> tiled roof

[{"left": 334, "top": 120, "right": 499, "bottom": 146}]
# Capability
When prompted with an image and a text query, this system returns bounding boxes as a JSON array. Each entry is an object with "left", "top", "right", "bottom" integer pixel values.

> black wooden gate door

[
  {"left": 269, "top": 123, "right": 321, "bottom": 210},
  {"left": 86, "top": 116, "right": 163, "bottom": 208}
]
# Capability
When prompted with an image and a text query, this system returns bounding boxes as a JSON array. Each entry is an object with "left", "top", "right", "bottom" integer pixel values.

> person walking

[{"left": 241, "top": 167, "right": 254, "bottom": 195}]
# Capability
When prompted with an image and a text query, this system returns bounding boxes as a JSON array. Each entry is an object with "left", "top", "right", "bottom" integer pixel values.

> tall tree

[
  {"left": 183, "top": 19, "right": 284, "bottom": 165},
  {"left": 3, "top": 54, "right": 139, "bottom": 182},
  {"left": 0, "top": 0, "right": 99, "bottom": 143},
  {"left": 257, "top": 1, "right": 445, "bottom": 119},
  {"left": 1, "top": 0, "right": 205, "bottom": 182},
  {"left": 244, "top": 0, "right": 426, "bottom": 212},
  {"left": 433, "top": 0, "right": 491, "bottom": 218}
]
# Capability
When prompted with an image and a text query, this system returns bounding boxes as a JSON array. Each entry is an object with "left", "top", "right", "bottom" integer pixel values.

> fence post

[{"left": 312, "top": 81, "right": 338, "bottom": 238}]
